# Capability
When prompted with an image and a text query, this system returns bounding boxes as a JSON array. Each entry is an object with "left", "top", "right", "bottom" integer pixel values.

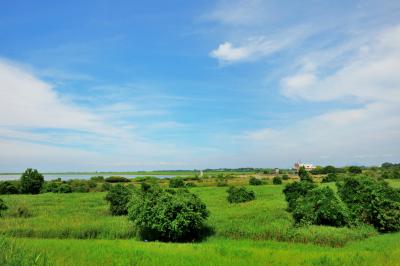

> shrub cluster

[
  {"left": 292, "top": 186, "right": 349, "bottom": 226},
  {"left": 249, "top": 177, "right": 262, "bottom": 186},
  {"left": 0, "top": 181, "right": 20, "bottom": 194},
  {"left": 282, "top": 174, "right": 289, "bottom": 180},
  {"left": 128, "top": 187, "right": 210, "bottom": 242},
  {"left": 169, "top": 178, "right": 185, "bottom": 188},
  {"left": 283, "top": 181, "right": 317, "bottom": 212},
  {"left": 337, "top": 176, "right": 400, "bottom": 232},
  {"left": 227, "top": 186, "right": 255, "bottom": 203},
  {"left": 105, "top": 184, "right": 132, "bottom": 216}
]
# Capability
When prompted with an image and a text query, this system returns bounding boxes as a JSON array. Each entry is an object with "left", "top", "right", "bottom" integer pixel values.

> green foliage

[
  {"left": 227, "top": 186, "right": 255, "bottom": 203},
  {"left": 105, "top": 184, "right": 132, "bottom": 216},
  {"left": 58, "top": 184, "right": 72, "bottom": 193},
  {"left": 272, "top": 176, "right": 282, "bottom": 185},
  {"left": 101, "top": 182, "right": 111, "bottom": 192},
  {"left": 249, "top": 177, "right": 262, "bottom": 186},
  {"left": 0, "top": 198, "right": 7, "bottom": 217},
  {"left": 105, "top": 176, "right": 130, "bottom": 183},
  {"left": 128, "top": 187, "right": 210, "bottom": 242},
  {"left": 169, "top": 177, "right": 185, "bottom": 188},
  {"left": 42, "top": 182, "right": 60, "bottom": 193},
  {"left": 90, "top": 176, "right": 104, "bottom": 182},
  {"left": 0, "top": 181, "right": 20, "bottom": 194},
  {"left": 337, "top": 176, "right": 400, "bottom": 232},
  {"left": 292, "top": 187, "right": 349, "bottom": 227},
  {"left": 283, "top": 181, "right": 317, "bottom": 212},
  {"left": 20, "top": 169, "right": 44, "bottom": 194},
  {"left": 298, "top": 166, "right": 313, "bottom": 182},
  {"left": 321, "top": 173, "right": 337, "bottom": 183},
  {"left": 185, "top": 182, "right": 197, "bottom": 187},
  {"left": 348, "top": 166, "right": 362, "bottom": 174},
  {"left": 282, "top": 174, "right": 289, "bottom": 180}
]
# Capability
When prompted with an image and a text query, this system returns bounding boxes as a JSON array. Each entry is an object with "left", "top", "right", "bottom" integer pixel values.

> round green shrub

[
  {"left": 42, "top": 182, "right": 60, "bottom": 193},
  {"left": 249, "top": 177, "right": 262, "bottom": 186},
  {"left": 128, "top": 187, "right": 210, "bottom": 242},
  {"left": 347, "top": 166, "right": 362, "bottom": 174},
  {"left": 58, "top": 184, "right": 72, "bottom": 193},
  {"left": 105, "top": 184, "right": 132, "bottom": 216},
  {"left": 227, "top": 186, "right": 255, "bottom": 203},
  {"left": 283, "top": 181, "right": 317, "bottom": 212},
  {"left": 169, "top": 178, "right": 185, "bottom": 188},
  {"left": 20, "top": 168, "right": 44, "bottom": 194},
  {"left": 282, "top": 174, "right": 289, "bottom": 180},
  {"left": 0, "top": 181, "right": 19, "bottom": 194},
  {"left": 272, "top": 176, "right": 282, "bottom": 185},
  {"left": 292, "top": 186, "right": 349, "bottom": 226},
  {"left": 185, "top": 182, "right": 197, "bottom": 187}
]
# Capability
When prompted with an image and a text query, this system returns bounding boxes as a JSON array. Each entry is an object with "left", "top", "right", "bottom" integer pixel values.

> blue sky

[{"left": 0, "top": 0, "right": 399, "bottom": 171}]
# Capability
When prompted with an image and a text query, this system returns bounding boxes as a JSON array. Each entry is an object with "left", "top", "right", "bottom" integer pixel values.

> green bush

[
  {"left": 282, "top": 174, "right": 289, "bottom": 180},
  {"left": 249, "top": 177, "right": 262, "bottom": 186},
  {"left": 0, "top": 181, "right": 19, "bottom": 194},
  {"left": 128, "top": 187, "right": 210, "bottom": 242},
  {"left": 272, "top": 176, "right": 282, "bottom": 185},
  {"left": 321, "top": 173, "right": 337, "bottom": 183},
  {"left": 90, "top": 176, "right": 105, "bottom": 182},
  {"left": 169, "top": 178, "right": 185, "bottom": 188},
  {"left": 227, "top": 186, "right": 255, "bottom": 203},
  {"left": 292, "top": 187, "right": 349, "bottom": 226},
  {"left": 105, "top": 176, "right": 130, "bottom": 183},
  {"left": 337, "top": 176, "right": 400, "bottom": 232},
  {"left": 105, "top": 184, "right": 132, "bottom": 216},
  {"left": 283, "top": 181, "right": 317, "bottom": 212},
  {"left": 298, "top": 166, "right": 313, "bottom": 182},
  {"left": 20, "top": 168, "right": 44, "bottom": 194},
  {"left": 348, "top": 166, "right": 362, "bottom": 174},
  {"left": 58, "top": 184, "right": 72, "bottom": 193},
  {"left": 101, "top": 182, "right": 112, "bottom": 191},
  {"left": 0, "top": 198, "right": 7, "bottom": 217},
  {"left": 42, "top": 182, "right": 60, "bottom": 193},
  {"left": 216, "top": 179, "right": 228, "bottom": 187}
]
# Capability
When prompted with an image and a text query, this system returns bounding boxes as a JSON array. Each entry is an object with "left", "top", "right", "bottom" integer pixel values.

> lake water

[{"left": 0, "top": 174, "right": 176, "bottom": 181}]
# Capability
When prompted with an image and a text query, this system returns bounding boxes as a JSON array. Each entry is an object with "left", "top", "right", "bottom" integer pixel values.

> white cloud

[
  {"left": 281, "top": 25, "right": 400, "bottom": 103},
  {"left": 210, "top": 29, "right": 310, "bottom": 63}
]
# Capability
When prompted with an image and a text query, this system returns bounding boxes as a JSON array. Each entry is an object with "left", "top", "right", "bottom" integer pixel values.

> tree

[
  {"left": 322, "top": 165, "right": 336, "bottom": 174},
  {"left": 321, "top": 173, "right": 337, "bottom": 183},
  {"left": 298, "top": 166, "right": 313, "bottom": 182},
  {"left": 227, "top": 186, "right": 255, "bottom": 203},
  {"left": 292, "top": 187, "right": 349, "bottom": 226},
  {"left": 20, "top": 168, "right": 44, "bottom": 194},
  {"left": 128, "top": 187, "right": 210, "bottom": 242},
  {"left": 105, "top": 184, "right": 132, "bottom": 215},
  {"left": 0, "top": 198, "right": 7, "bottom": 217}
]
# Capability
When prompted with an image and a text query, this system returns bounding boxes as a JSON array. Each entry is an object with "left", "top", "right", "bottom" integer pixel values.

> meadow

[{"left": 1, "top": 178, "right": 400, "bottom": 265}]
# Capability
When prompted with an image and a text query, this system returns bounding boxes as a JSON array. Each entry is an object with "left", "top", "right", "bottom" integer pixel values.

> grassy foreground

[{"left": 1, "top": 180, "right": 399, "bottom": 265}]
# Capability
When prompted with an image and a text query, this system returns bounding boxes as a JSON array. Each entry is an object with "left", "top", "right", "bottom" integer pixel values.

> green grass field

[{"left": 1, "top": 180, "right": 399, "bottom": 265}]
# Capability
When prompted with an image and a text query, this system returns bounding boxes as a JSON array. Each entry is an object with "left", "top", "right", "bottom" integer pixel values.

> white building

[{"left": 294, "top": 162, "right": 316, "bottom": 172}]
